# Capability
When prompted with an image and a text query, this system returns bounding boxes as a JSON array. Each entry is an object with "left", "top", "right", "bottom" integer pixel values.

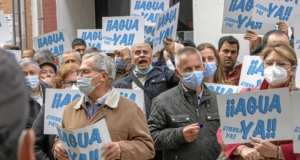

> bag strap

[{"left": 129, "top": 70, "right": 155, "bottom": 100}]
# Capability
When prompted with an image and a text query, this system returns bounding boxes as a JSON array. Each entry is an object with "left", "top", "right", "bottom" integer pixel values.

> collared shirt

[
  {"left": 29, "top": 84, "right": 43, "bottom": 106},
  {"left": 181, "top": 83, "right": 204, "bottom": 105},
  {"left": 84, "top": 89, "right": 111, "bottom": 118}
]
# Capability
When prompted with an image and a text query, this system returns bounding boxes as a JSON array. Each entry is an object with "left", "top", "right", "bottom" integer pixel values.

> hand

[
  {"left": 244, "top": 29, "right": 260, "bottom": 48},
  {"left": 114, "top": 46, "right": 130, "bottom": 59},
  {"left": 250, "top": 137, "right": 277, "bottom": 158},
  {"left": 162, "top": 37, "right": 175, "bottom": 58},
  {"left": 239, "top": 146, "right": 261, "bottom": 160},
  {"left": 42, "top": 77, "right": 54, "bottom": 87},
  {"left": 183, "top": 123, "right": 200, "bottom": 142},
  {"left": 54, "top": 143, "right": 68, "bottom": 160},
  {"left": 102, "top": 142, "right": 121, "bottom": 160},
  {"left": 277, "top": 21, "right": 289, "bottom": 35}
]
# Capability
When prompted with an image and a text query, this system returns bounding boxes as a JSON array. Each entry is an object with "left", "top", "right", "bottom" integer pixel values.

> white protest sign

[
  {"left": 77, "top": 29, "right": 105, "bottom": 52},
  {"left": 144, "top": 26, "right": 155, "bottom": 42},
  {"left": 55, "top": 119, "right": 111, "bottom": 160},
  {"left": 44, "top": 88, "right": 145, "bottom": 134},
  {"left": 218, "top": 88, "right": 293, "bottom": 144},
  {"left": 115, "top": 88, "right": 145, "bottom": 114},
  {"left": 294, "top": 14, "right": 300, "bottom": 57},
  {"left": 291, "top": 92, "right": 300, "bottom": 153},
  {"left": 0, "top": 10, "right": 11, "bottom": 44},
  {"left": 205, "top": 83, "right": 238, "bottom": 94},
  {"left": 238, "top": 56, "right": 264, "bottom": 92},
  {"left": 44, "top": 89, "right": 82, "bottom": 134},
  {"left": 5, "top": 14, "right": 13, "bottom": 45},
  {"left": 102, "top": 16, "right": 144, "bottom": 50},
  {"left": 32, "top": 29, "right": 71, "bottom": 56},
  {"left": 130, "top": 0, "right": 169, "bottom": 26},
  {"left": 153, "top": 2, "right": 179, "bottom": 54},
  {"left": 222, "top": 0, "right": 274, "bottom": 34},
  {"left": 7, "top": 50, "right": 21, "bottom": 62},
  {"left": 252, "top": 0, "right": 300, "bottom": 27}
]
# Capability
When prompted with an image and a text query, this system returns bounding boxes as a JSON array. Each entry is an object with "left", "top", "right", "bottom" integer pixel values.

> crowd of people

[{"left": 0, "top": 20, "right": 300, "bottom": 160}]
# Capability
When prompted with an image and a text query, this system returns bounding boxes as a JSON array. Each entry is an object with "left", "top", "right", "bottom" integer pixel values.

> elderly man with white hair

[
  {"left": 52, "top": 52, "right": 154, "bottom": 160},
  {"left": 148, "top": 47, "right": 221, "bottom": 160}
]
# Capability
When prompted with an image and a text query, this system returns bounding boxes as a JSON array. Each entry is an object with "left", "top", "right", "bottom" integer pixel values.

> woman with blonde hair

[
  {"left": 217, "top": 41, "right": 300, "bottom": 160},
  {"left": 32, "top": 63, "right": 80, "bottom": 160},
  {"left": 197, "top": 43, "right": 227, "bottom": 84}
]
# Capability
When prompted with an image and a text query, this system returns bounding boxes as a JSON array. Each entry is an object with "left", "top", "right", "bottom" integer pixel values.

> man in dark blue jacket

[{"left": 114, "top": 42, "right": 179, "bottom": 119}]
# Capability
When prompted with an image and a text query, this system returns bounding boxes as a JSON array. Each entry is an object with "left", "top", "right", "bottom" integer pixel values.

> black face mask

[{"left": 152, "top": 51, "right": 166, "bottom": 67}]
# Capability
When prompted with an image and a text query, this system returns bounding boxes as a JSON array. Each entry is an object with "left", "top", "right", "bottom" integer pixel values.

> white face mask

[
  {"left": 65, "top": 84, "right": 79, "bottom": 90},
  {"left": 264, "top": 64, "right": 290, "bottom": 86}
]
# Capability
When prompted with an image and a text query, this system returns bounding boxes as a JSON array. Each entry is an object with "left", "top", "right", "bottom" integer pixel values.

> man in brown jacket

[{"left": 52, "top": 52, "right": 154, "bottom": 160}]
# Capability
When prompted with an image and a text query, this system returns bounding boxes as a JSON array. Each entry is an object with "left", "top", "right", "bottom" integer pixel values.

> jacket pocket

[
  {"left": 205, "top": 112, "right": 219, "bottom": 121},
  {"left": 170, "top": 114, "right": 191, "bottom": 127}
]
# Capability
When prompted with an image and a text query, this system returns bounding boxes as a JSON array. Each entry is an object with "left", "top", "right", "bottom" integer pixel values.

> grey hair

[
  {"left": 62, "top": 50, "right": 81, "bottom": 61},
  {"left": 175, "top": 47, "right": 203, "bottom": 69},
  {"left": 82, "top": 52, "right": 116, "bottom": 86},
  {"left": 175, "top": 42, "right": 184, "bottom": 49},
  {"left": 34, "top": 49, "right": 55, "bottom": 63},
  {"left": 19, "top": 58, "right": 40, "bottom": 72},
  {"left": 130, "top": 42, "right": 153, "bottom": 56}
]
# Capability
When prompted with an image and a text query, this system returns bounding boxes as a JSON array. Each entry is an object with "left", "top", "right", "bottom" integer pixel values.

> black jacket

[
  {"left": 148, "top": 83, "right": 222, "bottom": 160},
  {"left": 32, "top": 105, "right": 55, "bottom": 160},
  {"left": 114, "top": 66, "right": 179, "bottom": 119}
]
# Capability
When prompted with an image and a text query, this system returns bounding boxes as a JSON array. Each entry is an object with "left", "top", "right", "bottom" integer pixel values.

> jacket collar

[
  {"left": 178, "top": 82, "right": 214, "bottom": 105},
  {"left": 74, "top": 87, "right": 120, "bottom": 110}
]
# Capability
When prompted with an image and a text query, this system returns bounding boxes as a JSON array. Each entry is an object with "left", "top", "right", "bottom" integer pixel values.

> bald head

[{"left": 21, "top": 49, "right": 36, "bottom": 59}]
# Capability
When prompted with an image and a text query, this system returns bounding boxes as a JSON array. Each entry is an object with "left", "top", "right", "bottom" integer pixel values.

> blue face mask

[
  {"left": 25, "top": 76, "right": 39, "bottom": 90},
  {"left": 77, "top": 73, "right": 101, "bottom": 95},
  {"left": 181, "top": 71, "right": 204, "bottom": 90},
  {"left": 153, "top": 57, "right": 159, "bottom": 64},
  {"left": 134, "top": 65, "right": 154, "bottom": 75},
  {"left": 203, "top": 62, "right": 217, "bottom": 77},
  {"left": 115, "top": 57, "right": 125, "bottom": 70}
]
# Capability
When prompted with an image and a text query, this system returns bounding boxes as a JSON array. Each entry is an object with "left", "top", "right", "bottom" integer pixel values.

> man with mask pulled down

[
  {"left": 114, "top": 42, "right": 180, "bottom": 119},
  {"left": 148, "top": 47, "right": 221, "bottom": 160}
]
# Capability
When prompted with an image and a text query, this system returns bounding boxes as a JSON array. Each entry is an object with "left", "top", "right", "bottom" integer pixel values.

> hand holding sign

[
  {"left": 244, "top": 29, "right": 260, "bottom": 49},
  {"left": 250, "top": 137, "right": 278, "bottom": 158},
  {"left": 101, "top": 142, "right": 121, "bottom": 160},
  {"left": 162, "top": 37, "right": 175, "bottom": 58},
  {"left": 54, "top": 143, "right": 68, "bottom": 160},
  {"left": 277, "top": 21, "right": 289, "bottom": 35},
  {"left": 183, "top": 123, "right": 200, "bottom": 142}
]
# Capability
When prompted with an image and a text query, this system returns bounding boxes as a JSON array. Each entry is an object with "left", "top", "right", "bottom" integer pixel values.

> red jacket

[
  {"left": 224, "top": 63, "right": 243, "bottom": 86},
  {"left": 217, "top": 78, "right": 300, "bottom": 160}
]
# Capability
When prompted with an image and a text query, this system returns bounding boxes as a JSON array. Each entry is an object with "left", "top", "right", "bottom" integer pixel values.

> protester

[
  {"left": 148, "top": 47, "right": 221, "bottom": 160},
  {"left": 114, "top": 42, "right": 179, "bottom": 119},
  {"left": 218, "top": 36, "right": 242, "bottom": 85},
  {"left": 61, "top": 50, "right": 81, "bottom": 65},
  {"left": 71, "top": 38, "right": 86, "bottom": 56},
  {"left": 0, "top": 49, "right": 36, "bottom": 160},
  {"left": 261, "top": 30, "right": 290, "bottom": 48},
  {"left": 217, "top": 42, "right": 300, "bottom": 160},
  {"left": 38, "top": 61, "right": 57, "bottom": 88},
  {"left": 19, "top": 58, "right": 49, "bottom": 107},
  {"left": 34, "top": 49, "right": 56, "bottom": 64},
  {"left": 182, "top": 39, "right": 196, "bottom": 48},
  {"left": 22, "top": 48, "right": 36, "bottom": 59},
  {"left": 197, "top": 43, "right": 227, "bottom": 84},
  {"left": 114, "top": 46, "right": 134, "bottom": 81},
  {"left": 52, "top": 52, "right": 154, "bottom": 160},
  {"left": 33, "top": 63, "right": 79, "bottom": 160},
  {"left": 82, "top": 46, "right": 99, "bottom": 56}
]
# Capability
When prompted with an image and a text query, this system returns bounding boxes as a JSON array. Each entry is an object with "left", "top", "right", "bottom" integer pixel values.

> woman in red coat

[{"left": 217, "top": 41, "right": 300, "bottom": 160}]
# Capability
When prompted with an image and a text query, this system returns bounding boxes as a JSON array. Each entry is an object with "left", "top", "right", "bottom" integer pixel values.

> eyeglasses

[
  {"left": 61, "top": 80, "right": 77, "bottom": 87},
  {"left": 264, "top": 60, "right": 291, "bottom": 69}
]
